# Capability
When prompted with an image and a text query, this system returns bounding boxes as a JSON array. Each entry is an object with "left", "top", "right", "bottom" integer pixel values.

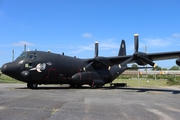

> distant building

[{"left": 122, "top": 70, "right": 180, "bottom": 75}]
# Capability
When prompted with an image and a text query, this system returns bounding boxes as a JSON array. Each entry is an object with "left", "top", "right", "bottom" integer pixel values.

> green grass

[
  {"left": 0, "top": 74, "right": 172, "bottom": 87},
  {"left": 0, "top": 74, "right": 23, "bottom": 83}
]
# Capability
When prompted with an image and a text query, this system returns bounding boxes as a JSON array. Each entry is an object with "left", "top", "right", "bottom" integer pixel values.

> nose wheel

[{"left": 27, "top": 82, "right": 38, "bottom": 89}]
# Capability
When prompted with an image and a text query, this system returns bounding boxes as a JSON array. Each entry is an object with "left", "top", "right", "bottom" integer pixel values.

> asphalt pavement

[{"left": 0, "top": 84, "right": 180, "bottom": 120}]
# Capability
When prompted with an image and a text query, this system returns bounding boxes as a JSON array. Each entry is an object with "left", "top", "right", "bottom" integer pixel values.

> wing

[
  {"left": 147, "top": 51, "right": 180, "bottom": 61},
  {"left": 84, "top": 34, "right": 180, "bottom": 69},
  {"left": 85, "top": 51, "right": 180, "bottom": 69},
  {"left": 109, "top": 51, "right": 180, "bottom": 65}
]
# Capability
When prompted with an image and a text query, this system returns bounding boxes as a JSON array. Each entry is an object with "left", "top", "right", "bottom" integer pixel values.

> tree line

[{"left": 131, "top": 64, "right": 180, "bottom": 71}]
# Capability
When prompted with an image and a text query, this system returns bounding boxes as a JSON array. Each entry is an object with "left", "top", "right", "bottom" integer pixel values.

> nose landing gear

[{"left": 27, "top": 82, "right": 38, "bottom": 89}]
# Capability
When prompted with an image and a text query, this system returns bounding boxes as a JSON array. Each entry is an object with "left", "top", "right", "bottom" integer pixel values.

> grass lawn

[
  {"left": 0, "top": 74, "right": 169, "bottom": 87},
  {"left": 0, "top": 74, "right": 23, "bottom": 83}
]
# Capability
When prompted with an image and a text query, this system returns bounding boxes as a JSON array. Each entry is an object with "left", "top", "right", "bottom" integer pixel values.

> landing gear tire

[
  {"left": 77, "top": 85, "right": 82, "bottom": 88},
  {"left": 70, "top": 84, "right": 82, "bottom": 88},
  {"left": 96, "top": 86, "right": 102, "bottom": 88},
  {"left": 27, "top": 83, "right": 38, "bottom": 89},
  {"left": 70, "top": 84, "right": 76, "bottom": 88},
  {"left": 89, "top": 84, "right": 95, "bottom": 89}
]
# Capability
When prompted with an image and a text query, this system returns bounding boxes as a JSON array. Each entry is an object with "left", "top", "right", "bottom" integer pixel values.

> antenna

[{"left": 12, "top": 50, "right": 14, "bottom": 62}]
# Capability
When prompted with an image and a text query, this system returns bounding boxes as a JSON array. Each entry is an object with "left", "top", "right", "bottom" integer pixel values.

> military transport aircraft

[{"left": 1, "top": 34, "right": 180, "bottom": 89}]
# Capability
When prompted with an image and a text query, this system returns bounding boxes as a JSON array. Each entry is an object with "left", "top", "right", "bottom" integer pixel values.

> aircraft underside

[{"left": 26, "top": 78, "right": 107, "bottom": 89}]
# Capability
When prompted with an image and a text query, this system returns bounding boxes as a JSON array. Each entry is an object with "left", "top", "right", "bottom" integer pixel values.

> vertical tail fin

[
  {"left": 118, "top": 39, "right": 126, "bottom": 56},
  {"left": 118, "top": 40, "right": 127, "bottom": 67}
]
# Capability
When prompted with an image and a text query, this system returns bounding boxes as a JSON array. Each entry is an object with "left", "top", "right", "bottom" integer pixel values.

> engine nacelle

[
  {"left": 21, "top": 71, "right": 31, "bottom": 81},
  {"left": 176, "top": 58, "right": 180, "bottom": 66},
  {"left": 135, "top": 59, "right": 147, "bottom": 66},
  {"left": 133, "top": 52, "right": 155, "bottom": 67},
  {"left": 71, "top": 72, "right": 101, "bottom": 84}
]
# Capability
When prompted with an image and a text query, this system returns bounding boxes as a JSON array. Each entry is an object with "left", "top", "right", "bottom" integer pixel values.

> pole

[
  {"left": 138, "top": 70, "right": 139, "bottom": 86},
  {"left": 24, "top": 44, "right": 26, "bottom": 52},
  {"left": 145, "top": 45, "right": 148, "bottom": 83}
]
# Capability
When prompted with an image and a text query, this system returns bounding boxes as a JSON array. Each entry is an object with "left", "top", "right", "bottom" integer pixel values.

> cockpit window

[
  {"left": 19, "top": 52, "right": 38, "bottom": 59},
  {"left": 28, "top": 53, "right": 38, "bottom": 59},
  {"left": 19, "top": 53, "right": 27, "bottom": 59}
]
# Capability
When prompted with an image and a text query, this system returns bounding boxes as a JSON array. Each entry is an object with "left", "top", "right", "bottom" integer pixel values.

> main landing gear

[
  {"left": 27, "top": 82, "right": 38, "bottom": 89},
  {"left": 69, "top": 84, "right": 82, "bottom": 88}
]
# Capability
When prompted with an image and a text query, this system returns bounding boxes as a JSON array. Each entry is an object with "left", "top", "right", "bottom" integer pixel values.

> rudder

[
  {"left": 118, "top": 39, "right": 126, "bottom": 56},
  {"left": 118, "top": 40, "right": 127, "bottom": 67}
]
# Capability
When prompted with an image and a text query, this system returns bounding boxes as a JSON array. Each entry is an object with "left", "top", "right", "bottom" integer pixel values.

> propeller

[
  {"left": 83, "top": 42, "right": 99, "bottom": 71},
  {"left": 120, "top": 34, "right": 156, "bottom": 68},
  {"left": 133, "top": 34, "right": 156, "bottom": 67},
  {"left": 137, "top": 55, "right": 156, "bottom": 67},
  {"left": 95, "top": 41, "right": 98, "bottom": 58}
]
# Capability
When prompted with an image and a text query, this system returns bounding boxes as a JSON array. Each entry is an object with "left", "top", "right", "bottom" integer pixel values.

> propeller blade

[
  {"left": 83, "top": 61, "right": 94, "bottom": 71},
  {"left": 134, "top": 34, "right": 139, "bottom": 53},
  {"left": 139, "top": 56, "right": 156, "bottom": 67},
  {"left": 95, "top": 42, "right": 98, "bottom": 58},
  {"left": 120, "top": 57, "right": 133, "bottom": 68}
]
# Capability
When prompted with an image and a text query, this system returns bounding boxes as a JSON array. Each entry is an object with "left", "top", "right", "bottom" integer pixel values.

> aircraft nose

[
  {"left": 1, "top": 62, "right": 21, "bottom": 76},
  {"left": 1, "top": 63, "right": 8, "bottom": 74}
]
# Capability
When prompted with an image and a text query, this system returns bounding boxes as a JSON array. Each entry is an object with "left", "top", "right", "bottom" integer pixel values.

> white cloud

[
  {"left": 99, "top": 39, "right": 119, "bottom": 50},
  {"left": 143, "top": 33, "right": 180, "bottom": 48},
  {"left": 12, "top": 41, "right": 34, "bottom": 46},
  {"left": 127, "top": 34, "right": 180, "bottom": 54},
  {"left": 72, "top": 38, "right": 119, "bottom": 54},
  {"left": 83, "top": 38, "right": 118, "bottom": 50},
  {"left": 82, "top": 33, "right": 93, "bottom": 38},
  {"left": 143, "top": 38, "right": 171, "bottom": 48},
  {"left": 172, "top": 33, "right": 180, "bottom": 38}
]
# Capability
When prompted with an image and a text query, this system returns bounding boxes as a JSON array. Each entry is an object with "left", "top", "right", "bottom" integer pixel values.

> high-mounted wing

[
  {"left": 86, "top": 34, "right": 180, "bottom": 69},
  {"left": 108, "top": 51, "right": 180, "bottom": 66},
  {"left": 109, "top": 34, "right": 180, "bottom": 67}
]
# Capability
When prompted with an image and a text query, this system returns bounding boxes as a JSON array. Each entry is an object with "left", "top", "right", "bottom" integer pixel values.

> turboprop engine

[{"left": 176, "top": 58, "right": 180, "bottom": 66}]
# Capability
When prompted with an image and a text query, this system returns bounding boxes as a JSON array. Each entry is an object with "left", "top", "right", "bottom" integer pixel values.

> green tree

[
  {"left": 161, "top": 68, "right": 167, "bottom": 70},
  {"left": 152, "top": 65, "right": 161, "bottom": 70},
  {"left": 131, "top": 64, "right": 138, "bottom": 71},
  {"left": 169, "top": 66, "right": 180, "bottom": 70}
]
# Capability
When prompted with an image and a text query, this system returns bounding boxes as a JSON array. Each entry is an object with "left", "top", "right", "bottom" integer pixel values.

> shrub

[{"left": 166, "top": 76, "right": 180, "bottom": 85}]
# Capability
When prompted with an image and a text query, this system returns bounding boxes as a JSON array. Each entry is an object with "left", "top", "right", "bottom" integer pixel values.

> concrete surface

[{"left": 0, "top": 84, "right": 180, "bottom": 120}]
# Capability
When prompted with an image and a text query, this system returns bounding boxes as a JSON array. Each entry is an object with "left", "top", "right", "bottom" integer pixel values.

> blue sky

[{"left": 0, "top": 0, "right": 180, "bottom": 68}]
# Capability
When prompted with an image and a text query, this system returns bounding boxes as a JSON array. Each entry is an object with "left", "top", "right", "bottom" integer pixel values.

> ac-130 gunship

[{"left": 2, "top": 34, "right": 180, "bottom": 89}]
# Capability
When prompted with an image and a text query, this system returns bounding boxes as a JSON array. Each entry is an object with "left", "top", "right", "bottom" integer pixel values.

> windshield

[{"left": 17, "top": 52, "right": 38, "bottom": 60}]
